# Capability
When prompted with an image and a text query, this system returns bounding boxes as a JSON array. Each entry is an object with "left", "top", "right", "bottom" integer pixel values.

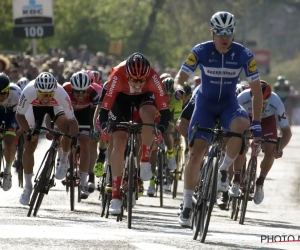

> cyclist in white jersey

[
  {"left": 0, "top": 73, "right": 22, "bottom": 191},
  {"left": 16, "top": 72, "right": 79, "bottom": 205},
  {"left": 229, "top": 80, "right": 292, "bottom": 204}
]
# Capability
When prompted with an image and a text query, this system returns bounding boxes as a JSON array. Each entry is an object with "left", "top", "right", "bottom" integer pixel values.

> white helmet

[
  {"left": 34, "top": 72, "right": 57, "bottom": 92},
  {"left": 236, "top": 83, "right": 250, "bottom": 96},
  {"left": 70, "top": 72, "right": 90, "bottom": 91},
  {"left": 210, "top": 11, "right": 236, "bottom": 30},
  {"left": 17, "top": 77, "right": 29, "bottom": 90}
]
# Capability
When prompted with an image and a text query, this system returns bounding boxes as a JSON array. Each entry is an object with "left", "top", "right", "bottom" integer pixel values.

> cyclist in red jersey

[
  {"left": 63, "top": 71, "right": 100, "bottom": 199},
  {"left": 99, "top": 52, "right": 171, "bottom": 215}
]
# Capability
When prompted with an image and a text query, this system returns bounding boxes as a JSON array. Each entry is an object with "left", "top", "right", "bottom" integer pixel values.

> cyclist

[
  {"left": 99, "top": 52, "right": 171, "bottom": 214},
  {"left": 229, "top": 80, "right": 292, "bottom": 204},
  {"left": 273, "top": 76, "right": 292, "bottom": 104},
  {"left": 83, "top": 69, "right": 103, "bottom": 192},
  {"left": 93, "top": 70, "right": 103, "bottom": 85},
  {"left": 0, "top": 73, "right": 21, "bottom": 191},
  {"left": 17, "top": 77, "right": 30, "bottom": 90},
  {"left": 63, "top": 71, "right": 100, "bottom": 198},
  {"left": 16, "top": 72, "right": 79, "bottom": 205},
  {"left": 174, "top": 11, "right": 263, "bottom": 227}
]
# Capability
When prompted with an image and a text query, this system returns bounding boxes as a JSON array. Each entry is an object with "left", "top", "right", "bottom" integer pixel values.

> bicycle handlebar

[
  {"left": 189, "top": 122, "right": 247, "bottom": 155},
  {"left": 107, "top": 120, "right": 159, "bottom": 137}
]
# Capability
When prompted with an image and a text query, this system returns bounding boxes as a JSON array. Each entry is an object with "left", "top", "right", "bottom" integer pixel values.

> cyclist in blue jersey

[{"left": 174, "top": 11, "right": 263, "bottom": 227}]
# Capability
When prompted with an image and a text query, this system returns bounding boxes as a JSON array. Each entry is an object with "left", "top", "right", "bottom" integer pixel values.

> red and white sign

[{"left": 253, "top": 50, "right": 271, "bottom": 65}]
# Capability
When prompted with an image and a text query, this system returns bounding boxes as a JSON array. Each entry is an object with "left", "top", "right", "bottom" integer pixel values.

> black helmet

[
  {"left": 0, "top": 73, "right": 10, "bottom": 93},
  {"left": 162, "top": 77, "right": 175, "bottom": 94},
  {"left": 125, "top": 52, "right": 151, "bottom": 79}
]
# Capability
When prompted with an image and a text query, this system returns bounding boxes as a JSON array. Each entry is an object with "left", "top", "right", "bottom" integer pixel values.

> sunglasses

[
  {"left": 73, "top": 89, "right": 87, "bottom": 94},
  {"left": 213, "top": 28, "right": 234, "bottom": 36},
  {"left": 127, "top": 76, "right": 147, "bottom": 84},
  {"left": 36, "top": 91, "right": 55, "bottom": 98}
]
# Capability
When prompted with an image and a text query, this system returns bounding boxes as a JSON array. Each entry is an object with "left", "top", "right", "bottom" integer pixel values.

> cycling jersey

[
  {"left": 0, "top": 83, "right": 21, "bottom": 113},
  {"left": 169, "top": 98, "right": 182, "bottom": 120},
  {"left": 63, "top": 82, "right": 100, "bottom": 111},
  {"left": 101, "top": 61, "right": 168, "bottom": 111},
  {"left": 180, "top": 41, "right": 258, "bottom": 141},
  {"left": 17, "top": 80, "right": 75, "bottom": 120},
  {"left": 238, "top": 89, "right": 289, "bottom": 129}
]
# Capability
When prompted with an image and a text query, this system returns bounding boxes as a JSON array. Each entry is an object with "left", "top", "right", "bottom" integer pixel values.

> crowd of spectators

[{"left": 0, "top": 45, "right": 183, "bottom": 86}]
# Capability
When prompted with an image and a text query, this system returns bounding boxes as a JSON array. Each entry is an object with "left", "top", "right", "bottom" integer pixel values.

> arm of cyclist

[
  {"left": 249, "top": 79, "right": 263, "bottom": 139},
  {"left": 274, "top": 126, "right": 292, "bottom": 159}
]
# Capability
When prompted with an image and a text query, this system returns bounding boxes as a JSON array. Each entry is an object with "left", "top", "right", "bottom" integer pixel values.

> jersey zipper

[{"left": 218, "top": 54, "right": 224, "bottom": 101}]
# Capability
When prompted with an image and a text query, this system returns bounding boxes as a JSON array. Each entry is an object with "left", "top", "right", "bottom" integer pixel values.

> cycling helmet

[
  {"left": 162, "top": 77, "right": 175, "bottom": 94},
  {"left": 34, "top": 72, "right": 57, "bottom": 92},
  {"left": 236, "top": 83, "right": 249, "bottom": 96},
  {"left": 277, "top": 75, "right": 286, "bottom": 84},
  {"left": 183, "top": 82, "right": 192, "bottom": 96},
  {"left": 160, "top": 73, "right": 171, "bottom": 81},
  {"left": 70, "top": 72, "right": 90, "bottom": 91},
  {"left": 17, "top": 77, "right": 29, "bottom": 90},
  {"left": 210, "top": 11, "right": 236, "bottom": 30},
  {"left": 92, "top": 70, "right": 102, "bottom": 83},
  {"left": 0, "top": 73, "right": 10, "bottom": 93},
  {"left": 125, "top": 52, "right": 150, "bottom": 79},
  {"left": 81, "top": 70, "right": 95, "bottom": 84},
  {"left": 260, "top": 80, "right": 272, "bottom": 100},
  {"left": 249, "top": 80, "right": 272, "bottom": 100}
]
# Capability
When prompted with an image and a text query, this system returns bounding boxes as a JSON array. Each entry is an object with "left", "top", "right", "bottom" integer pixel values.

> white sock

[
  {"left": 183, "top": 189, "right": 194, "bottom": 209},
  {"left": 57, "top": 147, "right": 63, "bottom": 160},
  {"left": 24, "top": 173, "right": 34, "bottom": 190},
  {"left": 60, "top": 151, "right": 69, "bottom": 164},
  {"left": 80, "top": 172, "right": 88, "bottom": 187},
  {"left": 4, "top": 164, "right": 11, "bottom": 175},
  {"left": 219, "top": 154, "right": 234, "bottom": 171}
]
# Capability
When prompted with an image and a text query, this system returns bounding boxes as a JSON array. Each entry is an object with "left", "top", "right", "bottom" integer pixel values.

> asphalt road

[{"left": 0, "top": 127, "right": 300, "bottom": 250}]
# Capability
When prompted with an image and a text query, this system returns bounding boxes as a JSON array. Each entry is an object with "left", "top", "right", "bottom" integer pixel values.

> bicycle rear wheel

[
  {"left": 33, "top": 193, "right": 44, "bottom": 216},
  {"left": 157, "top": 150, "right": 164, "bottom": 207},
  {"left": 239, "top": 158, "right": 256, "bottom": 225},
  {"left": 172, "top": 146, "right": 182, "bottom": 199},
  {"left": 69, "top": 151, "right": 75, "bottom": 211},
  {"left": 17, "top": 135, "right": 24, "bottom": 188},
  {"left": 199, "top": 156, "right": 217, "bottom": 243},
  {"left": 127, "top": 152, "right": 134, "bottom": 229}
]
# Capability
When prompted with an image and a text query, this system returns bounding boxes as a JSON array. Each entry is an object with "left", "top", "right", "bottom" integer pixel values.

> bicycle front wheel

[
  {"left": 199, "top": 156, "right": 218, "bottom": 243},
  {"left": 157, "top": 150, "right": 164, "bottom": 207},
  {"left": 239, "top": 157, "right": 256, "bottom": 225},
  {"left": 69, "top": 151, "right": 75, "bottom": 211},
  {"left": 127, "top": 152, "right": 134, "bottom": 229}
]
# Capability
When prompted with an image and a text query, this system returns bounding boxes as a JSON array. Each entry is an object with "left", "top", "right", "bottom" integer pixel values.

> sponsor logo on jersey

[
  {"left": 204, "top": 66, "right": 241, "bottom": 78},
  {"left": 209, "top": 59, "right": 218, "bottom": 63},
  {"left": 226, "top": 61, "right": 237, "bottom": 65},
  {"left": 152, "top": 74, "right": 165, "bottom": 97},
  {"left": 185, "top": 53, "right": 197, "bottom": 66},
  {"left": 248, "top": 58, "right": 257, "bottom": 73},
  {"left": 249, "top": 74, "right": 259, "bottom": 82},
  {"left": 107, "top": 76, "right": 118, "bottom": 97},
  {"left": 18, "top": 94, "right": 26, "bottom": 106}
]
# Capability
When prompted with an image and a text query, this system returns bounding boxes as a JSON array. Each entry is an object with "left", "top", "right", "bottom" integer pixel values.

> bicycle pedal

[{"left": 61, "top": 179, "right": 66, "bottom": 186}]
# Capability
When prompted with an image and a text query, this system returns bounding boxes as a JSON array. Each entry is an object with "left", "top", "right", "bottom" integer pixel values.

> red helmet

[
  {"left": 125, "top": 52, "right": 150, "bottom": 79},
  {"left": 260, "top": 80, "right": 272, "bottom": 100},
  {"left": 250, "top": 80, "right": 272, "bottom": 100}
]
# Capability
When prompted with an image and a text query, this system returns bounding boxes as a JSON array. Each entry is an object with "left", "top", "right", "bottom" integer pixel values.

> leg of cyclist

[
  {"left": 163, "top": 122, "right": 177, "bottom": 171},
  {"left": 219, "top": 104, "right": 250, "bottom": 197},
  {"left": 55, "top": 107, "right": 78, "bottom": 180},
  {"left": 88, "top": 139, "right": 98, "bottom": 193},
  {"left": 147, "top": 144, "right": 158, "bottom": 197},
  {"left": 77, "top": 131, "right": 91, "bottom": 199},
  {"left": 93, "top": 138, "right": 108, "bottom": 177},
  {"left": 254, "top": 116, "right": 291, "bottom": 204},
  {"left": 139, "top": 104, "right": 157, "bottom": 182},
  {"left": 2, "top": 113, "right": 18, "bottom": 191}
]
